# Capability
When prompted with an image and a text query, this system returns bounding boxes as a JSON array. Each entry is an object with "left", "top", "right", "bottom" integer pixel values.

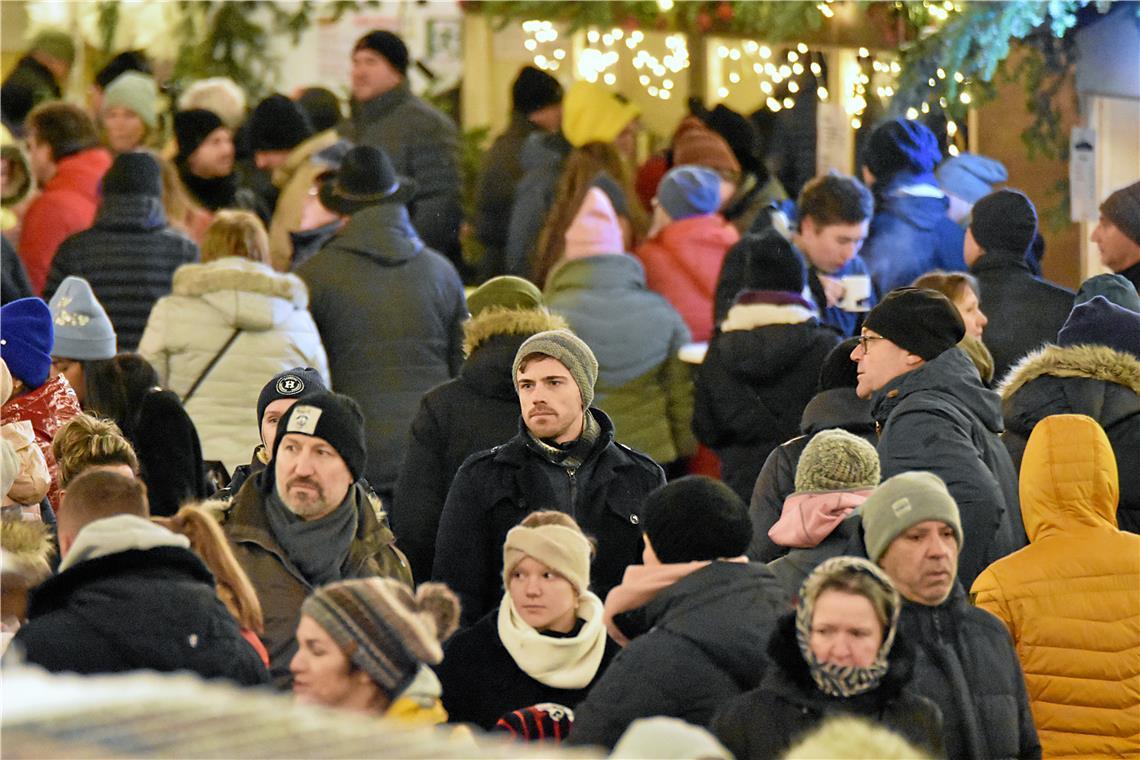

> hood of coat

[
  {"left": 58, "top": 514, "right": 190, "bottom": 573},
  {"left": 872, "top": 347, "right": 1003, "bottom": 434},
  {"left": 1019, "top": 414, "right": 1120, "bottom": 540},
  {"left": 327, "top": 203, "right": 424, "bottom": 266},
  {"left": 171, "top": 256, "right": 311, "bottom": 331},
  {"left": 877, "top": 173, "right": 951, "bottom": 233},
  {"left": 800, "top": 387, "right": 875, "bottom": 436},
  {"left": 94, "top": 193, "right": 168, "bottom": 232},
  {"left": 460, "top": 309, "right": 569, "bottom": 400},
  {"left": 545, "top": 253, "right": 644, "bottom": 295},
  {"left": 462, "top": 306, "right": 569, "bottom": 357},
  {"left": 999, "top": 344, "right": 1140, "bottom": 435},
  {"left": 714, "top": 321, "right": 837, "bottom": 384}
]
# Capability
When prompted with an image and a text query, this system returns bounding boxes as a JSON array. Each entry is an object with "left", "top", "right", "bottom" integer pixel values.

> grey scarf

[
  {"left": 265, "top": 488, "right": 357, "bottom": 587},
  {"left": 525, "top": 412, "right": 601, "bottom": 471}
]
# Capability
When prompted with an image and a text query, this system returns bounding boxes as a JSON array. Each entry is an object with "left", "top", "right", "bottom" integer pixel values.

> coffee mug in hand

[{"left": 839, "top": 274, "right": 872, "bottom": 312}]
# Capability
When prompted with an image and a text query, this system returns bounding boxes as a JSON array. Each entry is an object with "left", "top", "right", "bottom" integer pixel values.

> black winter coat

[
  {"left": 567, "top": 562, "right": 790, "bottom": 750},
  {"left": 970, "top": 253, "right": 1075, "bottom": 383},
  {"left": 747, "top": 387, "right": 875, "bottom": 562},
  {"left": 900, "top": 586, "right": 1041, "bottom": 760},
  {"left": 1000, "top": 343, "right": 1140, "bottom": 534},
  {"left": 711, "top": 614, "right": 944, "bottom": 760},
  {"left": 434, "top": 607, "right": 618, "bottom": 731},
  {"left": 873, "top": 347, "right": 1022, "bottom": 589},
  {"left": 10, "top": 546, "right": 268, "bottom": 685},
  {"left": 432, "top": 409, "right": 664, "bottom": 627},
  {"left": 474, "top": 114, "right": 538, "bottom": 280},
  {"left": 44, "top": 194, "right": 199, "bottom": 351},
  {"left": 693, "top": 315, "right": 840, "bottom": 501},
  {"left": 392, "top": 308, "right": 566, "bottom": 582},
  {"left": 765, "top": 515, "right": 862, "bottom": 599},
  {"left": 297, "top": 203, "right": 466, "bottom": 498}
]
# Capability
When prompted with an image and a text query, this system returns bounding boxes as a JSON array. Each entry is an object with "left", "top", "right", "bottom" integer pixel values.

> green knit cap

[
  {"left": 30, "top": 30, "right": 75, "bottom": 66},
  {"left": 795, "top": 429, "right": 880, "bottom": 493},
  {"left": 103, "top": 71, "right": 158, "bottom": 129},
  {"left": 860, "top": 471, "right": 963, "bottom": 563},
  {"left": 512, "top": 329, "right": 598, "bottom": 408},
  {"left": 466, "top": 275, "right": 543, "bottom": 317}
]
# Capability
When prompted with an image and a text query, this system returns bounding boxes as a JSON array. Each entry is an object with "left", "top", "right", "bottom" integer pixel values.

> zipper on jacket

[{"left": 567, "top": 467, "right": 577, "bottom": 511}]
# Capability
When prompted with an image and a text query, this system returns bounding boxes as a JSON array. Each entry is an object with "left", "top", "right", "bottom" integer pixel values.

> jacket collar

[
  {"left": 352, "top": 83, "right": 412, "bottom": 124},
  {"left": 497, "top": 407, "right": 617, "bottom": 468},
  {"left": 970, "top": 252, "right": 1031, "bottom": 275},
  {"left": 329, "top": 203, "right": 423, "bottom": 264},
  {"left": 95, "top": 193, "right": 167, "bottom": 231}
]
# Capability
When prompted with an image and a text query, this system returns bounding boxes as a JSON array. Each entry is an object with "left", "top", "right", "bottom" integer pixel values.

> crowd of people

[{"left": 2, "top": 25, "right": 1140, "bottom": 759}]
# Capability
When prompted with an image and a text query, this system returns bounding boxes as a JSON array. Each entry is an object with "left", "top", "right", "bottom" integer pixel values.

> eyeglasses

[{"left": 857, "top": 334, "right": 885, "bottom": 352}]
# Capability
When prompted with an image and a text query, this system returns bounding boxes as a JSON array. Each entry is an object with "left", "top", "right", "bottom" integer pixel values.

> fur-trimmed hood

[
  {"left": 0, "top": 519, "right": 55, "bottom": 585},
  {"left": 462, "top": 306, "right": 568, "bottom": 357},
  {"left": 170, "top": 257, "right": 311, "bottom": 331},
  {"left": 1000, "top": 343, "right": 1140, "bottom": 399}
]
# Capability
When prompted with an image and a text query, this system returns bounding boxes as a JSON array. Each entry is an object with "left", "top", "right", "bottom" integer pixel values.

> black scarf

[
  {"left": 265, "top": 488, "right": 357, "bottom": 587},
  {"left": 178, "top": 163, "right": 239, "bottom": 212}
]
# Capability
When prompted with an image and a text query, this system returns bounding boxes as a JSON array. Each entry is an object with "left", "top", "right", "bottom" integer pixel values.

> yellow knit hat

[{"left": 562, "top": 81, "right": 640, "bottom": 148}]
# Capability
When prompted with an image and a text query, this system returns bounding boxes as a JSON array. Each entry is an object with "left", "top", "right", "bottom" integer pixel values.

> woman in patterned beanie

[{"left": 711, "top": 556, "right": 944, "bottom": 760}]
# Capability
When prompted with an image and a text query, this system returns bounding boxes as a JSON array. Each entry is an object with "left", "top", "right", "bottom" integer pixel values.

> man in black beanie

[
  {"left": 965, "top": 188, "right": 1074, "bottom": 380},
  {"left": 340, "top": 29, "right": 464, "bottom": 274},
  {"left": 220, "top": 390, "right": 412, "bottom": 688},
  {"left": 475, "top": 65, "right": 564, "bottom": 279},
  {"left": 851, "top": 287, "right": 1023, "bottom": 589},
  {"left": 174, "top": 107, "right": 268, "bottom": 221}
]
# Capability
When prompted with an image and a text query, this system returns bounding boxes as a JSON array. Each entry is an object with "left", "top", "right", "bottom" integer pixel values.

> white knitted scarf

[{"left": 497, "top": 591, "right": 608, "bottom": 690}]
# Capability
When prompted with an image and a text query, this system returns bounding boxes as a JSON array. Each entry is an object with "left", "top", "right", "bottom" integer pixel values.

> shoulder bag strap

[{"left": 182, "top": 329, "right": 241, "bottom": 403}]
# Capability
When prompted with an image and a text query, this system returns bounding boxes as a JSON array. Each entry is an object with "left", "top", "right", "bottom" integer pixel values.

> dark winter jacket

[
  {"left": 970, "top": 252, "right": 1074, "bottom": 383},
  {"left": 1000, "top": 343, "right": 1140, "bottom": 534},
  {"left": 545, "top": 255, "right": 695, "bottom": 465},
  {"left": 504, "top": 131, "right": 571, "bottom": 279},
  {"left": 900, "top": 586, "right": 1041, "bottom": 760},
  {"left": 711, "top": 614, "right": 944, "bottom": 760},
  {"left": 747, "top": 387, "right": 875, "bottom": 562},
  {"left": 475, "top": 113, "right": 539, "bottom": 280},
  {"left": 2, "top": 235, "right": 33, "bottom": 304},
  {"left": 873, "top": 347, "right": 1022, "bottom": 589},
  {"left": 567, "top": 562, "right": 790, "bottom": 750},
  {"left": 860, "top": 173, "right": 966, "bottom": 295},
  {"left": 11, "top": 543, "right": 268, "bottom": 685},
  {"left": 297, "top": 202, "right": 466, "bottom": 498},
  {"left": 391, "top": 307, "right": 568, "bottom": 583},
  {"left": 221, "top": 473, "right": 413, "bottom": 688},
  {"left": 341, "top": 84, "right": 463, "bottom": 268},
  {"left": 434, "top": 607, "right": 619, "bottom": 730},
  {"left": 1, "top": 55, "right": 59, "bottom": 133},
  {"left": 432, "top": 409, "right": 664, "bottom": 627},
  {"left": 766, "top": 515, "right": 863, "bottom": 599},
  {"left": 1119, "top": 260, "right": 1140, "bottom": 294},
  {"left": 693, "top": 296, "right": 840, "bottom": 501},
  {"left": 44, "top": 194, "right": 199, "bottom": 351}
]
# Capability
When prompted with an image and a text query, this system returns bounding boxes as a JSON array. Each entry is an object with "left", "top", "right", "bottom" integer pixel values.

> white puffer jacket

[{"left": 139, "top": 257, "right": 330, "bottom": 471}]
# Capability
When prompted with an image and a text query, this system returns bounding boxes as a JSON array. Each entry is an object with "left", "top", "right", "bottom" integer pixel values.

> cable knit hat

[
  {"left": 1057, "top": 295, "right": 1140, "bottom": 359},
  {"left": 865, "top": 118, "right": 941, "bottom": 181},
  {"left": 562, "top": 81, "right": 640, "bottom": 149},
  {"left": 1075, "top": 273, "right": 1140, "bottom": 313},
  {"left": 935, "top": 153, "right": 1008, "bottom": 203},
  {"left": 102, "top": 151, "right": 162, "bottom": 197},
  {"left": 48, "top": 276, "right": 116, "bottom": 361},
  {"left": 256, "top": 367, "right": 329, "bottom": 428},
  {"left": 354, "top": 30, "right": 409, "bottom": 76},
  {"left": 512, "top": 66, "right": 563, "bottom": 116},
  {"left": 672, "top": 117, "right": 740, "bottom": 177},
  {"left": 0, "top": 298, "right": 54, "bottom": 388},
  {"left": 248, "top": 94, "right": 313, "bottom": 153},
  {"left": 860, "top": 471, "right": 963, "bottom": 563},
  {"left": 863, "top": 287, "right": 965, "bottom": 361},
  {"left": 970, "top": 189, "right": 1038, "bottom": 255},
  {"left": 466, "top": 276, "right": 543, "bottom": 318},
  {"left": 174, "top": 108, "right": 226, "bottom": 163},
  {"left": 513, "top": 329, "right": 598, "bottom": 408},
  {"left": 564, "top": 186, "right": 625, "bottom": 259},
  {"left": 102, "top": 72, "right": 158, "bottom": 129},
  {"left": 657, "top": 165, "right": 722, "bottom": 221},
  {"left": 795, "top": 429, "right": 879, "bottom": 493},
  {"left": 272, "top": 391, "right": 367, "bottom": 481},
  {"left": 301, "top": 578, "right": 459, "bottom": 698},
  {"left": 641, "top": 476, "right": 752, "bottom": 564},
  {"left": 732, "top": 234, "right": 807, "bottom": 293},
  {"left": 503, "top": 521, "right": 592, "bottom": 595},
  {"left": 1100, "top": 180, "right": 1140, "bottom": 246}
]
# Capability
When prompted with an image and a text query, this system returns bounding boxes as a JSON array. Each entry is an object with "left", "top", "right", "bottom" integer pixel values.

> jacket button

[{"left": 630, "top": 514, "right": 639, "bottom": 525}]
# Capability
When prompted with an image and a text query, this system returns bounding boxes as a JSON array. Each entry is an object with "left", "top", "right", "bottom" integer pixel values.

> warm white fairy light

[{"left": 522, "top": 20, "right": 562, "bottom": 71}]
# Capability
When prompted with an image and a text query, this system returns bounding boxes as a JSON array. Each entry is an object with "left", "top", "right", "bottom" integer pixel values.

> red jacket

[
  {"left": 636, "top": 215, "right": 740, "bottom": 342},
  {"left": 19, "top": 147, "right": 112, "bottom": 294},
  {"left": 2, "top": 374, "right": 82, "bottom": 510}
]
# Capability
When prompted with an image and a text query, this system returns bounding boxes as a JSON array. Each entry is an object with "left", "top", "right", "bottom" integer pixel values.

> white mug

[{"left": 839, "top": 274, "right": 872, "bottom": 312}]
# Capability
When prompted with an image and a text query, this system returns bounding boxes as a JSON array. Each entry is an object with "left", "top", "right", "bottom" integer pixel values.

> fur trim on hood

[
  {"left": 462, "top": 306, "right": 568, "bottom": 357},
  {"left": 999, "top": 343, "right": 1140, "bottom": 400},
  {"left": 0, "top": 519, "right": 56, "bottom": 585},
  {"left": 172, "top": 257, "right": 310, "bottom": 309}
]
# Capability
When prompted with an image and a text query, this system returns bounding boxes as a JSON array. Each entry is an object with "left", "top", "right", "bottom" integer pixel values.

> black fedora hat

[{"left": 318, "top": 145, "right": 415, "bottom": 215}]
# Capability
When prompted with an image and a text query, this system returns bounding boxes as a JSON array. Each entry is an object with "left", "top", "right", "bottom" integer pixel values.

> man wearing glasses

[{"left": 850, "top": 287, "right": 1022, "bottom": 589}]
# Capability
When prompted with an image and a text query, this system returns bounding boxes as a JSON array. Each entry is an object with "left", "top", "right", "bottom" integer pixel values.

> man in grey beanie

[
  {"left": 433, "top": 328, "right": 665, "bottom": 627},
  {"left": 1092, "top": 179, "right": 1140, "bottom": 293},
  {"left": 862, "top": 471, "right": 1040, "bottom": 760}
]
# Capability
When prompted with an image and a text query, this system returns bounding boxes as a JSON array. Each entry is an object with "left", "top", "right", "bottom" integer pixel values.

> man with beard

[{"left": 173, "top": 108, "right": 268, "bottom": 224}]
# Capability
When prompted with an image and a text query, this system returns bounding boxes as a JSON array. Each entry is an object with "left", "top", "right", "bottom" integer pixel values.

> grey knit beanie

[
  {"left": 512, "top": 329, "right": 598, "bottom": 408},
  {"left": 48, "top": 276, "right": 116, "bottom": 361},
  {"left": 860, "top": 471, "right": 963, "bottom": 563},
  {"left": 795, "top": 429, "right": 880, "bottom": 493}
]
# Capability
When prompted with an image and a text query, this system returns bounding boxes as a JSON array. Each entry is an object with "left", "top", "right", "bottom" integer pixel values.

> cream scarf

[{"left": 497, "top": 591, "right": 608, "bottom": 690}]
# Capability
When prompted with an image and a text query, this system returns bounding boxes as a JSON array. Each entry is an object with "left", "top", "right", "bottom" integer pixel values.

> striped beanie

[{"left": 301, "top": 579, "right": 460, "bottom": 697}]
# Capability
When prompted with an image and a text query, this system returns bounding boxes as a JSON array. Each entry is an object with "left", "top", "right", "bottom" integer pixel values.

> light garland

[{"left": 522, "top": 20, "right": 565, "bottom": 72}]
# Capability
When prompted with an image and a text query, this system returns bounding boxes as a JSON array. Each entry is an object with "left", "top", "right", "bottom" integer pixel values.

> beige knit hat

[
  {"left": 795, "top": 429, "right": 880, "bottom": 493},
  {"left": 502, "top": 523, "right": 592, "bottom": 596}
]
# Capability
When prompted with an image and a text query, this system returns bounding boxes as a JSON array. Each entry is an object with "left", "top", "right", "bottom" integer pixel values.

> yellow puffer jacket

[{"left": 972, "top": 414, "right": 1140, "bottom": 758}]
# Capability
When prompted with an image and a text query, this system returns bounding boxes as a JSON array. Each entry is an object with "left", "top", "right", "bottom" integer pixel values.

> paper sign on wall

[{"left": 1070, "top": 127, "right": 1097, "bottom": 222}]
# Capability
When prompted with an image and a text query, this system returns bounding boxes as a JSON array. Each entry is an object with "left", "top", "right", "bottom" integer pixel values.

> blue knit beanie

[
  {"left": 1057, "top": 296, "right": 1140, "bottom": 359},
  {"left": 0, "top": 298, "right": 54, "bottom": 388},
  {"left": 657, "top": 165, "right": 722, "bottom": 221},
  {"left": 935, "top": 153, "right": 1008, "bottom": 203},
  {"left": 48, "top": 276, "right": 117, "bottom": 361},
  {"left": 865, "top": 118, "right": 941, "bottom": 181}
]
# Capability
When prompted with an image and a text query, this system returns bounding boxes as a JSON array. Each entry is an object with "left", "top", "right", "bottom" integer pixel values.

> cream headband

[{"left": 502, "top": 523, "right": 591, "bottom": 595}]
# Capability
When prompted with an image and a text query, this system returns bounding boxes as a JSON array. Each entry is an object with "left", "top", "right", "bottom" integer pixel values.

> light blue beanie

[
  {"left": 935, "top": 153, "right": 1008, "bottom": 203},
  {"left": 48, "top": 276, "right": 116, "bottom": 361},
  {"left": 657, "top": 165, "right": 722, "bottom": 221}
]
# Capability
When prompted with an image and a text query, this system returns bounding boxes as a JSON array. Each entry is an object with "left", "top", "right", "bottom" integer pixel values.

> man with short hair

[
  {"left": 1091, "top": 179, "right": 1140, "bottom": 292},
  {"left": 433, "top": 329, "right": 665, "bottom": 626},
  {"left": 862, "top": 472, "right": 1041, "bottom": 760},
  {"left": 851, "top": 287, "right": 1021, "bottom": 588},
  {"left": 340, "top": 29, "right": 463, "bottom": 270},
  {"left": 18, "top": 103, "right": 112, "bottom": 294},
  {"left": 221, "top": 391, "right": 411, "bottom": 687},
  {"left": 8, "top": 470, "right": 268, "bottom": 685}
]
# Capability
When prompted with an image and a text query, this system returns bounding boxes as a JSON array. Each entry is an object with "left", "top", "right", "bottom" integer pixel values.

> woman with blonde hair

[
  {"left": 139, "top": 210, "right": 329, "bottom": 474},
  {"left": 51, "top": 413, "right": 139, "bottom": 491},
  {"left": 912, "top": 271, "right": 994, "bottom": 384}
]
